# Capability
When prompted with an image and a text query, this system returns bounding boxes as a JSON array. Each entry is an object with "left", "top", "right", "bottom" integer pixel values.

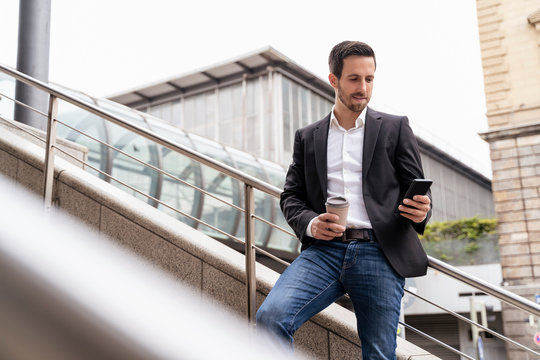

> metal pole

[
  {"left": 43, "top": 95, "right": 58, "bottom": 209},
  {"left": 14, "top": 0, "right": 52, "bottom": 130},
  {"left": 244, "top": 184, "right": 257, "bottom": 324},
  {"left": 470, "top": 297, "right": 479, "bottom": 358}
]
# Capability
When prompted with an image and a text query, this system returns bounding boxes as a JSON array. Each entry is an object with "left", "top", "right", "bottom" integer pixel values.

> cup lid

[{"left": 325, "top": 196, "right": 349, "bottom": 208}]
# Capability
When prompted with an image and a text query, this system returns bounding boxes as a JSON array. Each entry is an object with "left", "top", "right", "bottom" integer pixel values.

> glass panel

[
  {"left": 310, "top": 92, "right": 319, "bottom": 124},
  {"left": 268, "top": 204, "right": 299, "bottom": 253},
  {"left": 151, "top": 123, "right": 202, "bottom": 228},
  {"left": 245, "top": 79, "right": 260, "bottom": 155},
  {"left": 257, "top": 158, "right": 286, "bottom": 188},
  {"left": 56, "top": 100, "right": 109, "bottom": 179},
  {"left": 51, "top": 84, "right": 94, "bottom": 104},
  {"left": 183, "top": 96, "right": 195, "bottom": 131},
  {"left": 282, "top": 77, "right": 291, "bottom": 152},
  {"left": 96, "top": 99, "right": 148, "bottom": 129},
  {"left": 180, "top": 91, "right": 217, "bottom": 140},
  {"left": 171, "top": 100, "right": 183, "bottom": 127},
  {"left": 300, "top": 87, "right": 309, "bottom": 127},
  {"left": 149, "top": 106, "right": 162, "bottom": 119},
  {"left": 291, "top": 81, "right": 300, "bottom": 133},
  {"left": 109, "top": 125, "right": 161, "bottom": 205},
  {"left": 319, "top": 94, "right": 333, "bottom": 117},
  {"left": 204, "top": 91, "right": 216, "bottom": 139},
  {"left": 190, "top": 133, "right": 240, "bottom": 239},
  {"left": 149, "top": 103, "right": 173, "bottom": 123},
  {"left": 255, "top": 158, "right": 298, "bottom": 252},
  {"left": 218, "top": 83, "right": 243, "bottom": 149}
]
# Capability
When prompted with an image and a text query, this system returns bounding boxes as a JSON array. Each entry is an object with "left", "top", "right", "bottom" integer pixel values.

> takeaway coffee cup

[{"left": 325, "top": 196, "right": 349, "bottom": 228}]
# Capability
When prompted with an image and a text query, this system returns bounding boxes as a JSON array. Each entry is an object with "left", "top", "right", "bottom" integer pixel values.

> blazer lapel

[
  {"left": 313, "top": 114, "right": 330, "bottom": 199},
  {"left": 363, "top": 107, "right": 382, "bottom": 177}
]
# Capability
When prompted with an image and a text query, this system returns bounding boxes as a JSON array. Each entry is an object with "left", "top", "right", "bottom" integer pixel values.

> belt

[{"left": 335, "top": 228, "right": 375, "bottom": 243}]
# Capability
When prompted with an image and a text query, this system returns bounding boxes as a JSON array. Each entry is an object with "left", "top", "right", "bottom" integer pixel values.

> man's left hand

[{"left": 398, "top": 195, "right": 431, "bottom": 223}]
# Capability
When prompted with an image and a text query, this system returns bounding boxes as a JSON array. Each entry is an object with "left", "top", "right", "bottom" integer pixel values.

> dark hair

[{"left": 328, "top": 41, "right": 376, "bottom": 78}]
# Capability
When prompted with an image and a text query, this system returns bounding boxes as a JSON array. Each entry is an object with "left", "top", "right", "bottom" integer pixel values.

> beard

[{"left": 337, "top": 83, "right": 367, "bottom": 113}]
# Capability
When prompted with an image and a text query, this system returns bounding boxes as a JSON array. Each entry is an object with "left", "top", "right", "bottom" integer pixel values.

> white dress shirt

[{"left": 306, "top": 107, "right": 372, "bottom": 237}]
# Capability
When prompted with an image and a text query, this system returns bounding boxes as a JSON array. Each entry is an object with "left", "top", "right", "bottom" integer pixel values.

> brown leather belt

[{"left": 335, "top": 228, "right": 375, "bottom": 243}]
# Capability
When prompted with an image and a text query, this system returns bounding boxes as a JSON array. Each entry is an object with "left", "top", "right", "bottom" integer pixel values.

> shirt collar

[{"left": 330, "top": 106, "right": 367, "bottom": 130}]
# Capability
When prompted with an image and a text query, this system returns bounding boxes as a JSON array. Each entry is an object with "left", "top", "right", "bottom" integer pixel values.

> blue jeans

[{"left": 256, "top": 239, "right": 405, "bottom": 360}]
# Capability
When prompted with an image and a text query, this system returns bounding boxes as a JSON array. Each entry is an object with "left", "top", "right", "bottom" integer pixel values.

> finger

[
  {"left": 402, "top": 199, "right": 430, "bottom": 212},
  {"left": 327, "top": 222, "right": 346, "bottom": 233},
  {"left": 399, "top": 212, "right": 425, "bottom": 223},
  {"left": 399, "top": 205, "right": 428, "bottom": 219},
  {"left": 398, "top": 204, "right": 417, "bottom": 215},
  {"left": 319, "top": 224, "right": 343, "bottom": 237},
  {"left": 312, "top": 220, "right": 342, "bottom": 240},
  {"left": 412, "top": 195, "right": 430, "bottom": 204},
  {"left": 312, "top": 220, "right": 336, "bottom": 240},
  {"left": 318, "top": 212, "right": 340, "bottom": 223},
  {"left": 314, "top": 227, "right": 338, "bottom": 241}
]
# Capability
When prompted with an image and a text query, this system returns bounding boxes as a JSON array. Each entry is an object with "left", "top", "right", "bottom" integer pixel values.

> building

[{"left": 476, "top": 1, "right": 540, "bottom": 358}]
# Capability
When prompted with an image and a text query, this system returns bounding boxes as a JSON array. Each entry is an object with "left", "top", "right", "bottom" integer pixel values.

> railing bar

[
  {"left": 252, "top": 214, "right": 297, "bottom": 238},
  {"left": 428, "top": 256, "right": 540, "bottom": 317},
  {"left": 0, "top": 116, "right": 46, "bottom": 144},
  {"left": 244, "top": 184, "right": 257, "bottom": 324},
  {"left": 53, "top": 146, "right": 243, "bottom": 244},
  {"left": 253, "top": 246, "right": 291, "bottom": 267},
  {"left": 400, "top": 321, "right": 475, "bottom": 360},
  {"left": 404, "top": 289, "right": 540, "bottom": 355},
  {"left": 0, "top": 90, "right": 49, "bottom": 118},
  {"left": 55, "top": 119, "right": 245, "bottom": 213}
]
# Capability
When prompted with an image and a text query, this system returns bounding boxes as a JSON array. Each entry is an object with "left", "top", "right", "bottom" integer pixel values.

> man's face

[{"left": 329, "top": 56, "right": 375, "bottom": 114}]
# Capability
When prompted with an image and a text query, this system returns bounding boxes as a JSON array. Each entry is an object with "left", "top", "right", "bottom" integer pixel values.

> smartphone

[{"left": 399, "top": 179, "right": 432, "bottom": 209}]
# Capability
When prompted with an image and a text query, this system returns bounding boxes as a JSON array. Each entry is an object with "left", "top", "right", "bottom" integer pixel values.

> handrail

[
  {"left": 429, "top": 256, "right": 540, "bottom": 317},
  {"left": 3, "top": 62, "right": 540, "bottom": 357}
]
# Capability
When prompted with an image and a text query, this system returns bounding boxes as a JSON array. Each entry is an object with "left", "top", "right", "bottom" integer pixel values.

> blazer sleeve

[
  {"left": 395, "top": 117, "right": 432, "bottom": 235},
  {"left": 280, "top": 130, "right": 319, "bottom": 243}
]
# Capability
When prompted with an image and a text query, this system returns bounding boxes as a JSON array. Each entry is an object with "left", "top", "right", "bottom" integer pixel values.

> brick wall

[{"left": 476, "top": 1, "right": 540, "bottom": 358}]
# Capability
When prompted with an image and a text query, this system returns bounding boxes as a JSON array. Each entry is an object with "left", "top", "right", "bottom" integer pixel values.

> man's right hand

[{"left": 311, "top": 213, "right": 346, "bottom": 241}]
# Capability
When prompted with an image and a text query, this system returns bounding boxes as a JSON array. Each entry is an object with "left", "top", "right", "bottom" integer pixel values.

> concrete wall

[{"left": 0, "top": 123, "right": 439, "bottom": 359}]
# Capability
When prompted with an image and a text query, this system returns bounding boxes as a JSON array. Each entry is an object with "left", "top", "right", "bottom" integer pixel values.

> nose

[{"left": 358, "top": 80, "right": 367, "bottom": 95}]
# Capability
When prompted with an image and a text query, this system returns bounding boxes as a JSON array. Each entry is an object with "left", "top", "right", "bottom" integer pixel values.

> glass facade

[{"left": 142, "top": 73, "right": 334, "bottom": 167}]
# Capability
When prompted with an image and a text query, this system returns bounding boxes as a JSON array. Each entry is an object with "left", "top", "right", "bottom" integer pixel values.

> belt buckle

[{"left": 345, "top": 229, "right": 371, "bottom": 242}]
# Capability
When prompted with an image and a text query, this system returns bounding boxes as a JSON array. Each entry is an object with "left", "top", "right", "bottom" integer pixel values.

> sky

[{"left": 1, "top": 0, "right": 491, "bottom": 177}]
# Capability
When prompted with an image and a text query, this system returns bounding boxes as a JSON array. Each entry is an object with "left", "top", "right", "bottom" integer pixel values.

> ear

[{"left": 328, "top": 73, "right": 338, "bottom": 89}]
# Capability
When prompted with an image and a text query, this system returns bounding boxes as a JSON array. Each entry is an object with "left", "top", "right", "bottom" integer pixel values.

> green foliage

[
  {"left": 420, "top": 217, "right": 498, "bottom": 243},
  {"left": 419, "top": 217, "right": 499, "bottom": 264},
  {"left": 464, "top": 241, "right": 479, "bottom": 254}
]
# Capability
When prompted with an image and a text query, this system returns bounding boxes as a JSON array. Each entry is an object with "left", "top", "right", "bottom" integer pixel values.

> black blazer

[{"left": 280, "top": 108, "right": 431, "bottom": 278}]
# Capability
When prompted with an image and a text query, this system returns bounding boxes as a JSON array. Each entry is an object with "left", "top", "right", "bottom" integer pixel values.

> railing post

[
  {"left": 244, "top": 184, "right": 257, "bottom": 324},
  {"left": 43, "top": 94, "right": 58, "bottom": 209}
]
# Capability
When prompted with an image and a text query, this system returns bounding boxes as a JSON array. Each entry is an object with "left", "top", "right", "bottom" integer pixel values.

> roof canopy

[{"left": 108, "top": 46, "right": 334, "bottom": 108}]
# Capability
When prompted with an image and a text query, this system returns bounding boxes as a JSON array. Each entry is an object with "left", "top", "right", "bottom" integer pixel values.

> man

[{"left": 256, "top": 41, "right": 432, "bottom": 360}]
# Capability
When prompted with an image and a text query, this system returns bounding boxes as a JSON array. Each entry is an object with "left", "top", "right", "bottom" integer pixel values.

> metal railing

[{"left": 2, "top": 63, "right": 540, "bottom": 359}]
